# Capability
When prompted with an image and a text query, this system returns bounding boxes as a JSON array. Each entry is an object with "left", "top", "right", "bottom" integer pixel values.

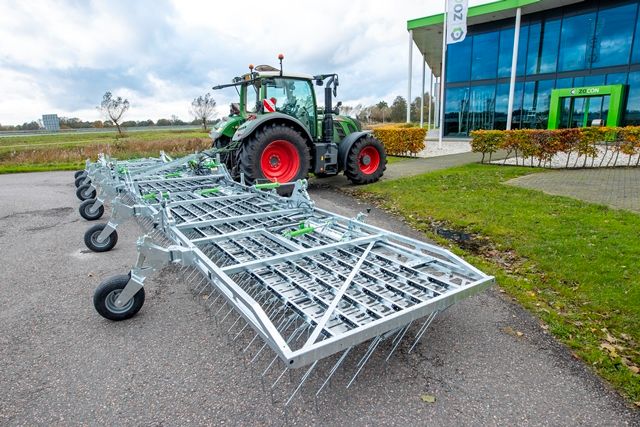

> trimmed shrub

[
  {"left": 373, "top": 125, "right": 427, "bottom": 156},
  {"left": 470, "top": 126, "right": 640, "bottom": 168}
]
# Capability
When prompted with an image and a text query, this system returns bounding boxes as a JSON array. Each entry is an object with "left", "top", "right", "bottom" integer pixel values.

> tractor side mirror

[{"left": 333, "top": 101, "right": 342, "bottom": 115}]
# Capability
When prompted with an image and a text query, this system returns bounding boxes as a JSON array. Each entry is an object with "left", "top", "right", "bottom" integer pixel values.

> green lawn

[{"left": 357, "top": 163, "right": 640, "bottom": 403}]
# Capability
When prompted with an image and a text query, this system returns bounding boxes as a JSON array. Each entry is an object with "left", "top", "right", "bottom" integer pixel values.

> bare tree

[
  {"left": 98, "top": 91, "right": 129, "bottom": 136},
  {"left": 190, "top": 93, "right": 217, "bottom": 130}
]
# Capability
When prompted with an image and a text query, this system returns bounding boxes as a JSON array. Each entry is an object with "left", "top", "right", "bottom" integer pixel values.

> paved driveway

[
  {"left": 0, "top": 172, "right": 637, "bottom": 426},
  {"left": 508, "top": 167, "right": 640, "bottom": 213}
]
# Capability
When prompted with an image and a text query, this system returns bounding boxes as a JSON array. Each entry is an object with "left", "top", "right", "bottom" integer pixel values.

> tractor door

[
  {"left": 240, "top": 80, "right": 261, "bottom": 115},
  {"left": 264, "top": 78, "right": 317, "bottom": 138}
]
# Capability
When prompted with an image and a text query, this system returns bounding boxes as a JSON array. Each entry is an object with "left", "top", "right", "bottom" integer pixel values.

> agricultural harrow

[{"left": 73, "top": 150, "right": 494, "bottom": 408}]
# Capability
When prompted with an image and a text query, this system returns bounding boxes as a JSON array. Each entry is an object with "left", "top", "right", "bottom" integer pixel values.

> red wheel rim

[
  {"left": 260, "top": 139, "right": 300, "bottom": 182},
  {"left": 358, "top": 146, "right": 381, "bottom": 175}
]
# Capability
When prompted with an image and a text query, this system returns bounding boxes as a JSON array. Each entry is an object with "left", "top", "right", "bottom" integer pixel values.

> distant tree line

[
  {"left": 341, "top": 93, "right": 436, "bottom": 125},
  {"left": 0, "top": 116, "right": 217, "bottom": 132}
]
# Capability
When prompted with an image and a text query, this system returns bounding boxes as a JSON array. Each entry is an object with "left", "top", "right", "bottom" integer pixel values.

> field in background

[{"left": 0, "top": 130, "right": 211, "bottom": 174}]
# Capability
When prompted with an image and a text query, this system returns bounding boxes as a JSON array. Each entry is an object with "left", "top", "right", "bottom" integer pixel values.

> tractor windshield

[{"left": 265, "top": 78, "right": 316, "bottom": 135}]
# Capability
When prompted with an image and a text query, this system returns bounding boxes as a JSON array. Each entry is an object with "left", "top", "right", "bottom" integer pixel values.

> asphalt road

[{"left": 0, "top": 171, "right": 638, "bottom": 426}]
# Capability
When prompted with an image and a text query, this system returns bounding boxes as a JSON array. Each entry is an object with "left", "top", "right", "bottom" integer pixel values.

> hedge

[
  {"left": 373, "top": 125, "right": 427, "bottom": 156},
  {"left": 470, "top": 127, "right": 640, "bottom": 167}
]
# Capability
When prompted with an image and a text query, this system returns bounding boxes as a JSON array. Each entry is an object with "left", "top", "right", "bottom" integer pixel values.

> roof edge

[{"left": 407, "top": 0, "right": 541, "bottom": 30}]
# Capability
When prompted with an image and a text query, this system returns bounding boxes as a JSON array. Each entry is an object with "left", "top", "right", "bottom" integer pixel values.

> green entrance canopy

[{"left": 548, "top": 85, "right": 625, "bottom": 129}]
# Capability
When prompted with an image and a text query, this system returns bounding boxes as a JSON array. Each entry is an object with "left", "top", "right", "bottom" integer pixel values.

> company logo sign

[
  {"left": 571, "top": 87, "right": 601, "bottom": 96},
  {"left": 447, "top": 0, "right": 469, "bottom": 44}
]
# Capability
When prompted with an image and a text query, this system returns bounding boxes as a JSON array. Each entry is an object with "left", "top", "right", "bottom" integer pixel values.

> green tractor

[{"left": 210, "top": 55, "right": 386, "bottom": 186}]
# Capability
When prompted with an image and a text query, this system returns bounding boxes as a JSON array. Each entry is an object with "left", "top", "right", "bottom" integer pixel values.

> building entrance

[
  {"left": 548, "top": 85, "right": 624, "bottom": 129},
  {"left": 559, "top": 95, "right": 610, "bottom": 128}
]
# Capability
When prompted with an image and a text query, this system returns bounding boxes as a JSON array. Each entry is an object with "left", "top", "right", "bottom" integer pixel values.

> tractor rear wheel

[
  {"left": 345, "top": 136, "right": 387, "bottom": 185},
  {"left": 239, "top": 124, "right": 310, "bottom": 185}
]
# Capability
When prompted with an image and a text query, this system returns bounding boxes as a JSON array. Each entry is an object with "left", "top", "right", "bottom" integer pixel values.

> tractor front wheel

[
  {"left": 239, "top": 124, "right": 310, "bottom": 185},
  {"left": 345, "top": 136, "right": 387, "bottom": 185}
]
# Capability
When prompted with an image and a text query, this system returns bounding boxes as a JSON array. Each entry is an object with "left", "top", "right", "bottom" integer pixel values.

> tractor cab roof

[{"left": 240, "top": 69, "right": 314, "bottom": 81}]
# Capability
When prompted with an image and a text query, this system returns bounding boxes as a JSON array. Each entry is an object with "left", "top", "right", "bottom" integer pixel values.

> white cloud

[{"left": 0, "top": 0, "right": 493, "bottom": 125}]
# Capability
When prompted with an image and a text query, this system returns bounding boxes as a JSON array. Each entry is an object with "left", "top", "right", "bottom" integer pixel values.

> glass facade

[{"left": 444, "top": 0, "right": 640, "bottom": 135}]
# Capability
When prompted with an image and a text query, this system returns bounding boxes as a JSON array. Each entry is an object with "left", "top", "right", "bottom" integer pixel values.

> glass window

[
  {"left": 606, "top": 73, "right": 627, "bottom": 85},
  {"left": 498, "top": 28, "right": 514, "bottom": 78},
  {"left": 511, "top": 82, "right": 525, "bottom": 128},
  {"left": 265, "top": 78, "right": 316, "bottom": 131},
  {"left": 446, "top": 37, "right": 472, "bottom": 83},
  {"left": 583, "top": 74, "right": 605, "bottom": 86},
  {"left": 555, "top": 77, "right": 573, "bottom": 89},
  {"left": 468, "top": 85, "right": 496, "bottom": 131},
  {"left": 471, "top": 32, "right": 499, "bottom": 80},
  {"left": 494, "top": 83, "right": 510, "bottom": 130},
  {"left": 625, "top": 71, "right": 640, "bottom": 125},
  {"left": 444, "top": 87, "right": 470, "bottom": 135},
  {"left": 591, "top": 3, "right": 636, "bottom": 68},
  {"left": 633, "top": 9, "right": 640, "bottom": 63},
  {"left": 558, "top": 12, "right": 596, "bottom": 72},
  {"left": 528, "top": 79, "right": 555, "bottom": 128},
  {"left": 526, "top": 23, "right": 541, "bottom": 75},
  {"left": 538, "top": 19, "right": 561, "bottom": 74},
  {"left": 244, "top": 82, "right": 260, "bottom": 113},
  {"left": 517, "top": 25, "right": 529, "bottom": 76},
  {"left": 522, "top": 81, "right": 537, "bottom": 127},
  {"left": 573, "top": 76, "right": 585, "bottom": 87}
]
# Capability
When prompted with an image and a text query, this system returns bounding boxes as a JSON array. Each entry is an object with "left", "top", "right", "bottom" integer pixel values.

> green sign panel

[{"left": 547, "top": 84, "right": 625, "bottom": 129}]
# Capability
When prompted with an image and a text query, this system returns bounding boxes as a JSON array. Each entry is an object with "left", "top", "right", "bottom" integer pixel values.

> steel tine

[
  {"left": 408, "top": 311, "right": 438, "bottom": 354},
  {"left": 250, "top": 342, "right": 268, "bottom": 363},
  {"left": 386, "top": 321, "right": 413, "bottom": 362},
  {"left": 316, "top": 347, "right": 352, "bottom": 397},
  {"left": 285, "top": 360, "right": 318, "bottom": 406},
  {"left": 347, "top": 336, "right": 382, "bottom": 388}
]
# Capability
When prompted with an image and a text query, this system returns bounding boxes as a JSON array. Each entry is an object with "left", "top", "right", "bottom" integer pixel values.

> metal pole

[
  {"left": 506, "top": 7, "right": 522, "bottom": 130},
  {"left": 437, "top": 2, "right": 448, "bottom": 149},
  {"left": 407, "top": 30, "right": 413, "bottom": 123},
  {"left": 420, "top": 56, "right": 426, "bottom": 127},
  {"left": 428, "top": 72, "right": 434, "bottom": 129}
]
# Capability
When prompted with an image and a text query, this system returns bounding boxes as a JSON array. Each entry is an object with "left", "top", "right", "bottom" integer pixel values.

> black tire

[
  {"left": 345, "top": 136, "right": 387, "bottom": 185},
  {"left": 74, "top": 170, "right": 87, "bottom": 179},
  {"left": 75, "top": 175, "right": 90, "bottom": 188},
  {"left": 79, "top": 199, "right": 104, "bottom": 221},
  {"left": 239, "top": 123, "right": 310, "bottom": 185},
  {"left": 93, "top": 274, "right": 145, "bottom": 321},
  {"left": 76, "top": 184, "right": 96, "bottom": 201},
  {"left": 84, "top": 223, "right": 118, "bottom": 252}
]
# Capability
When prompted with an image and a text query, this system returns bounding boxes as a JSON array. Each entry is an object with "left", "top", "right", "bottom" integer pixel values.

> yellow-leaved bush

[
  {"left": 373, "top": 125, "right": 427, "bottom": 156},
  {"left": 470, "top": 127, "right": 640, "bottom": 167}
]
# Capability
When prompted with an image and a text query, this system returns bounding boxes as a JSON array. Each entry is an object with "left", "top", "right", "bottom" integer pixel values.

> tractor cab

[{"left": 211, "top": 55, "right": 386, "bottom": 187}]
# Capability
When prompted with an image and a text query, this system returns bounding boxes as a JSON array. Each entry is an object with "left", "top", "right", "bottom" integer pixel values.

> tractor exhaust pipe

[{"left": 323, "top": 85, "right": 333, "bottom": 143}]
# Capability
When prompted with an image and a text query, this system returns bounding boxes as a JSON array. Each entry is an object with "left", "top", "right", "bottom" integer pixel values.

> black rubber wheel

[
  {"left": 84, "top": 223, "right": 118, "bottom": 252},
  {"left": 76, "top": 184, "right": 96, "bottom": 201},
  {"left": 75, "top": 175, "right": 90, "bottom": 188},
  {"left": 93, "top": 274, "right": 145, "bottom": 321},
  {"left": 345, "top": 136, "right": 387, "bottom": 185},
  {"left": 239, "top": 124, "right": 310, "bottom": 185},
  {"left": 79, "top": 199, "right": 104, "bottom": 221},
  {"left": 74, "top": 170, "right": 87, "bottom": 179}
]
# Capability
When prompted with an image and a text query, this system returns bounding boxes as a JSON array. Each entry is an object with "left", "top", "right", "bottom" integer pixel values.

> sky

[{"left": 0, "top": 0, "right": 491, "bottom": 125}]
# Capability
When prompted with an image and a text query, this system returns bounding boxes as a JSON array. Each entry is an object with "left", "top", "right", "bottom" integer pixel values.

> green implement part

[
  {"left": 196, "top": 187, "right": 220, "bottom": 196},
  {"left": 165, "top": 172, "right": 182, "bottom": 178},
  {"left": 255, "top": 182, "right": 280, "bottom": 190},
  {"left": 283, "top": 226, "right": 315, "bottom": 239},
  {"left": 142, "top": 192, "right": 169, "bottom": 201}
]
